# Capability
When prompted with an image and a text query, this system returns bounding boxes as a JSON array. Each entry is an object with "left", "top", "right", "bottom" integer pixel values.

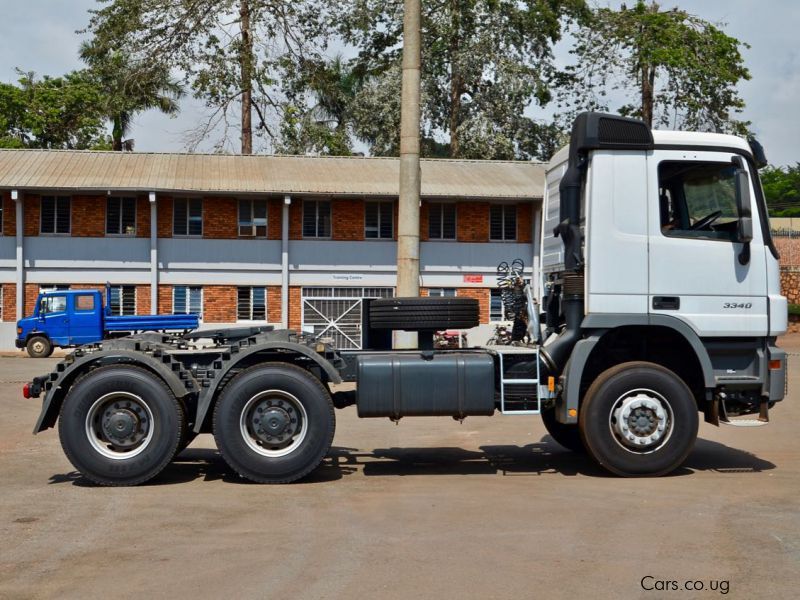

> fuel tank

[{"left": 356, "top": 352, "right": 496, "bottom": 419}]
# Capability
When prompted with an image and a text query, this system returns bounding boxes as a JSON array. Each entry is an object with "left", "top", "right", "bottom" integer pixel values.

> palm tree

[{"left": 80, "top": 45, "right": 183, "bottom": 151}]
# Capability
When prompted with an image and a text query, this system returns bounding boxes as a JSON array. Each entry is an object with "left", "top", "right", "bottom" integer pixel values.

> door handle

[{"left": 653, "top": 296, "right": 680, "bottom": 310}]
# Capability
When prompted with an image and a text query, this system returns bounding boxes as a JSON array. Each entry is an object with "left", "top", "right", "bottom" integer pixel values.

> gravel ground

[{"left": 1, "top": 338, "right": 799, "bottom": 600}]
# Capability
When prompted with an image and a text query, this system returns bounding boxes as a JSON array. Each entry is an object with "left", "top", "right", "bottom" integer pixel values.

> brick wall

[
  {"left": 332, "top": 199, "right": 363, "bottom": 241},
  {"left": 268, "top": 286, "right": 282, "bottom": 323},
  {"left": 158, "top": 285, "right": 172, "bottom": 314},
  {"left": 136, "top": 196, "right": 151, "bottom": 238},
  {"left": 517, "top": 203, "right": 532, "bottom": 243},
  {"left": 24, "top": 195, "right": 40, "bottom": 237},
  {"left": 203, "top": 197, "right": 237, "bottom": 239},
  {"left": 3, "top": 193, "right": 15, "bottom": 237},
  {"left": 71, "top": 196, "right": 105, "bottom": 237},
  {"left": 780, "top": 268, "right": 800, "bottom": 304},
  {"left": 157, "top": 197, "right": 172, "bottom": 238},
  {"left": 24, "top": 283, "right": 39, "bottom": 315},
  {"left": 268, "top": 199, "right": 282, "bottom": 240},
  {"left": 288, "top": 286, "right": 302, "bottom": 329},
  {"left": 203, "top": 285, "right": 237, "bottom": 321},
  {"left": 457, "top": 202, "right": 490, "bottom": 242},
  {"left": 136, "top": 285, "right": 152, "bottom": 315},
  {"left": 1, "top": 283, "right": 16, "bottom": 322},
  {"left": 289, "top": 199, "right": 304, "bottom": 240}
]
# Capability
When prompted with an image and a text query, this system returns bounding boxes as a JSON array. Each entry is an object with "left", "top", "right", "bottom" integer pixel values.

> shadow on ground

[{"left": 48, "top": 435, "right": 775, "bottom": 487}]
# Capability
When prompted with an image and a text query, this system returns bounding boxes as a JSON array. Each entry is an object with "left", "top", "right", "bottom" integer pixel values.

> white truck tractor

[{"left": 23, "top": 112, "right": 787, "bottom": 485}]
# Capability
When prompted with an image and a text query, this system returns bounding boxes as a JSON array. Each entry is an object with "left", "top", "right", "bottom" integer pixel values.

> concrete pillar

[
  {"left": 149, "top": 192, "right": 158, "bottom": 314},
  {"left": 396, "top": 0, "right": 422, "bottom": 348},
  {"left": 12, "top": 190, "right": 23, "bottom": 320},
  {"left": 281, "top": 195, "right": 290, "bottom": 329}
]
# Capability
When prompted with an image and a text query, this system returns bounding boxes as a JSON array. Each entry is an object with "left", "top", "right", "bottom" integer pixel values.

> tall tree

[
  {"left": 79, "top": 45, "right": 183, "bottom": 151},
  {"left": 0, "top": 71, "right": 110, "bottom": 150},
  {"left": 557, "top": 1, "right": 750, "bottom": 134},
  {"left": 332, "top": 0, "right": 584, "bottom": 160},
  {"left": 84, "top": 0, "right": 329, "bottom": 154}
]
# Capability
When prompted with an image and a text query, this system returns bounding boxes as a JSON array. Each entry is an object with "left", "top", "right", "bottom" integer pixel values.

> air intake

[{"left": 572, "top": 112, "right": 654, "bottom": 152}]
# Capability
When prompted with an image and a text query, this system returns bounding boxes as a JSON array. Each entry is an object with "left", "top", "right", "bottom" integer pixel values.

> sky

[{"left": 1, "top": 0, "right": 798, "bottom": 166}]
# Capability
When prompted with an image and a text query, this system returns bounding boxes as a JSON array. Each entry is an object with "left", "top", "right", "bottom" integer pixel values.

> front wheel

[
  {"left": 27, "top": 335, "right": 53, "bottom": 358},
  {"left": 579, "top": 362, "right": 698, "bottom": 477},
  {"left": 213, "top": 363, "right": 335, "bottom": 483}
]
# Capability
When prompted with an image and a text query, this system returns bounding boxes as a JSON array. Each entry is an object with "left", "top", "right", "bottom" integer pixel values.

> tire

[
  {"left": 213, "top": 363, "right": 335, "bottom": 483},
  {"left": 579, "top": 361, "right": 698, "bottom": 477},
  {"left": 369, "top": 297, "right": 480, "bottom": 330},
  {"left": 27, "top": 335, "right": 53, "bottom": 358},
  {"left": 58, "top": 365, "right": 184, "bottom": 486},
  {"left": 541, "top": 406, "right": 585, "bottom": 452}
]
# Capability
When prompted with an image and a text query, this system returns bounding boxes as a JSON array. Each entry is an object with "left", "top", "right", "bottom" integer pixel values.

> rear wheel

[
  {"left": 27, "top": 336, "right": 53, "bottom": 358},
  {"left": 579, "top": 361, "right": 698, "bottom": 477},
  {"left": 213, "top": 363, "right": 335, "bottom": 483},
  {"left": 58, "top": 365, "right": 184, "bottom": 486},
  {"left": 541, "top": 406, "right": 585, "bottom": 452}
]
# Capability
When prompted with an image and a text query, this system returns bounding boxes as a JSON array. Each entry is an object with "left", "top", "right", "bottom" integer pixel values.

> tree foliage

[
  {"left": 84, "top": 0, "right": 330, "bottom": 154},
  {"left": 0, "top": 71, "right": 110, "bottom": 150},
  {"left": 80, "top": 43, "right": 184, "bottom": 151},
  {"left": 761, "top": 164, "right": 800, "bottom": 217},
  {"left": 301, "top": 0, "right": 584, "bottom": 160},
  {"left": 556, "top": 1, "right": 750, "bottom": 134}
]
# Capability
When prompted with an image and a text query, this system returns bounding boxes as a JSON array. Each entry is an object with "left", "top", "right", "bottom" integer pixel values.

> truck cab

[
  {"left": 539, "top": 114, "right": 786, "bottom": 437},
  {"left": 16, "top": 290, "right": 105, "bottom": 357}
]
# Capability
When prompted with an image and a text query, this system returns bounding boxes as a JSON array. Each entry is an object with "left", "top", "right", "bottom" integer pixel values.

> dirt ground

[{"left": 1, "top": 338, "right": 799, "bottom": 600}]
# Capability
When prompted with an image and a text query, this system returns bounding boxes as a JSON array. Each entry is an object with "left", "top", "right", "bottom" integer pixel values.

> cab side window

[
  {"left": 659, "top": 162, "right": 741, "bottom": 241},
  {"left": 41, "top": 295, "right": 67, "bottom": 314}
]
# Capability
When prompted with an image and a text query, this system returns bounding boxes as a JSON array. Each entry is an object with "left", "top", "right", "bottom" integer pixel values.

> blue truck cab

[{"left": 16, "top": 288, "right": 199, "bottom": 357}]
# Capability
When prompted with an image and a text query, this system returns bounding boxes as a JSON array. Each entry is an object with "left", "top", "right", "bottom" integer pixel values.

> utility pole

[{"left": 396, "top": 0, "right": 422, "bottom": 348}]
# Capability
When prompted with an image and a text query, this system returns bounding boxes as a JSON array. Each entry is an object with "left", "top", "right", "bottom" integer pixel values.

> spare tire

[{"left": 368, "top": 297, "right": 480, "bottom": 330}]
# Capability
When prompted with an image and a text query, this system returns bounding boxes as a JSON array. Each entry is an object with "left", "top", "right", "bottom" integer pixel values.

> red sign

[{"left": 463, "top": 274, "right": 483, "bottom": 283}]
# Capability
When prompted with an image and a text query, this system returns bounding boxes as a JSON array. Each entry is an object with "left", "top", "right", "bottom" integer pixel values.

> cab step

[{"left": 718, "top": 396, "right": 768, "bottom": 427}]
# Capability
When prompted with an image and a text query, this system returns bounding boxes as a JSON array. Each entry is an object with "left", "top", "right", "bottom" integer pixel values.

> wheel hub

[
  {"left": 86, "top": 392, "right": 154, "bottom": 459},
  {"left": 249, "top": 397, "right": 300, "bottom": 445},
  {"left": 612, "top": 393, "right": 669, "bottom": 450}
]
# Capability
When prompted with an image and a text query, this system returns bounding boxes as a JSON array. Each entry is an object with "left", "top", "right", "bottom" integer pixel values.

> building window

[
  {"left": 106, "top": 197, "right": 137, "bottom": 235},
  {"left": 237, "top": 286, "right": 267, "bottom": 321},
  {"left": 238, "top": 199, "right": 268, "bottom": 237},
  {"left": 428, "top": 203, "right": 456, "bottom": 240},
  {"left": 41, "top": 196, "right": 71, "bottom": 234},
  {"left": 108, "top": 285, "right": 136, "bottom": 316},
  {"left": 365, "top": 201, "right": 393, "bottom": 239},
  {"left": 428, "top": 288, "right": 457, "bottom": 297},
  {"left": 490, "top": 205, "right": 517, "bottom": 241},
  {"left": 303, "top": 200, "right": 331, "bottom": 238},
  {"left": 490, "top": 289, "right": 504, "bottom": 321},
  {"left": 173, "top": 198, "right": 203, "bottom": 236},
  {"left": 173, "top": 286, "right": 202, "bottom": 317}
]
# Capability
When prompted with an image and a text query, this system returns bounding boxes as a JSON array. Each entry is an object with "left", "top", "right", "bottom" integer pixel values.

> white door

[{"left": 647, "top": 150, "right": 768, "bottom": 337}]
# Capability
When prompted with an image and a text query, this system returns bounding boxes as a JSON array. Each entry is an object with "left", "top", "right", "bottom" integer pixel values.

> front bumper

[{"left": 15, "top": 338, "right": 25, "bottom": 349}]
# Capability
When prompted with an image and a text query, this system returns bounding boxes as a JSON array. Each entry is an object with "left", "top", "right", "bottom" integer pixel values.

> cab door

[
  {"left": 69, "top": 293, "right": 102, "bottom": 345},
  {"left": 647, "top": 150, "right": 768, "bottom": 336},
  {"left": 38, "top": 294, "right": 70, "bottom": 345}
]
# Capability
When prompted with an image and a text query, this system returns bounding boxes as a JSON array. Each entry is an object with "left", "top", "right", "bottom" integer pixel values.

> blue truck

[{"left": 16, "top": 287, "right": 199, "bottom": 357}]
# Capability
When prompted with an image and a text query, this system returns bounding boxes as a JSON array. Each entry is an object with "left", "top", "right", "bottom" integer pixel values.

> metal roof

[{"left": 0, "top": 150, "right": 544, "bottom": 200}]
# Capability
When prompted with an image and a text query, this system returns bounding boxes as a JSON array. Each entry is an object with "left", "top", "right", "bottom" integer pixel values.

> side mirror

[
  {"left": 732, "top": 156, "right": 753, "bottom": 264},
  {"left": 738, "top": 216, "right": 753, "bottom": 244}
]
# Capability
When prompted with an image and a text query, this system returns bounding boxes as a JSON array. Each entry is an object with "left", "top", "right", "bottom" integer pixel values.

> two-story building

[{"left": 0, "top": 150, "right": 545, "bottom": 349}]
